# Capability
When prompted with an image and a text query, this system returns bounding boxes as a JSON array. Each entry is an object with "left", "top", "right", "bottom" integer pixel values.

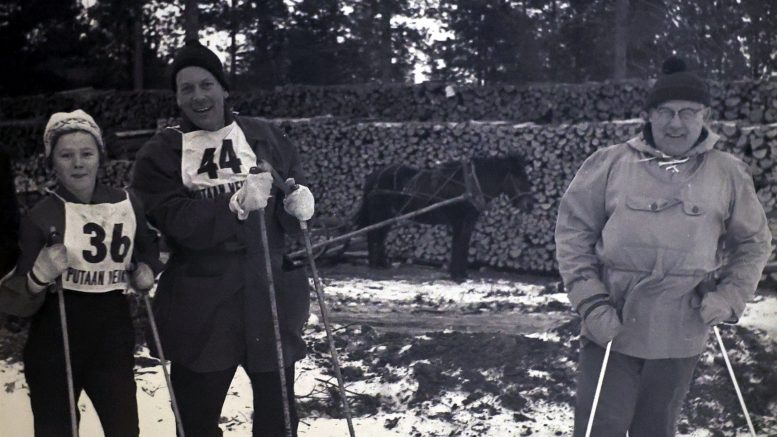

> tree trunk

[
  {"left": 132, "top": 6, "right": 143, "bottom": 90},
  {"left": 477, "top": 13, "right": 485, "bottom": 86},
  {"left": 229, "top": 0, "right": 237, "bottom": 86},
  {"left": 379, "top": 2, "right": 392, "bottom": 82},
  {"left": 614, "top": 0, "right": 629, "bottom": 80},
  {"left": 184, "top": 0, "right": 200, "bottom": 42}
]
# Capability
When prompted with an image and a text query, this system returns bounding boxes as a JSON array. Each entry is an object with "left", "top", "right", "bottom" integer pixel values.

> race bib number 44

[
  {"left": 180, "top": 122, "right": 258, "bottom": 198},
  {"left": 63, "top": 197, "right": 136, "bottom": 293}
]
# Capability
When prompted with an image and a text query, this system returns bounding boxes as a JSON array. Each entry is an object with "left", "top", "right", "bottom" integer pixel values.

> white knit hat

[{"left": 43, "top": 109, "right": 104, "bottom": 158}]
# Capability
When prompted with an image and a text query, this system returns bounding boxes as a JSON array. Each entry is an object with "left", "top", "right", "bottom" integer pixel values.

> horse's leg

[
  {"left": 449, "top": 214, "right": 478, "bottom": 282},
  {"left": 365, "top": 197, "right": 392, "bottom": 268},
  {"left": 367, "top": 226, "right": 391, "bottom": 268}
]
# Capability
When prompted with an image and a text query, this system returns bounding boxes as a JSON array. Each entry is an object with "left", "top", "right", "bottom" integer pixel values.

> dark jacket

[
  {"left": 1, "top": 183, "right": 161, "bottom": 316},
  {"left": 131, "top": 113, "right": 310, "bottom": 372}
]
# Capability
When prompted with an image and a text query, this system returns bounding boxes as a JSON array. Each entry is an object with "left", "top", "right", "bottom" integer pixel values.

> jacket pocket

[
  {"left": 679, "top": 292, "right": 709, "bottom": 342},
  {"left": 680, "top": 200, "right": 705, "bottom": 216},
  {"left": 625, "top": 195, "right": 681, "bottom": 213}
]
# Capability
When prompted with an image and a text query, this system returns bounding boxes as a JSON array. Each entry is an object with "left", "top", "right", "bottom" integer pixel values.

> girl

[{"left": 8, "top": 109, "right": 161, "bottom": 436}]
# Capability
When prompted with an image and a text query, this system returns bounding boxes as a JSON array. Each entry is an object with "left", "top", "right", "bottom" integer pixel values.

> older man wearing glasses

[{"left": 554, "top": 56, "right": 771, "bottom": 437}]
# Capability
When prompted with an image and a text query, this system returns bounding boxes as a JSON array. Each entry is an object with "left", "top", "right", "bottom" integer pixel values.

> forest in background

[{"left": 1, "top": 0, "right": 776, "bottom": 96}]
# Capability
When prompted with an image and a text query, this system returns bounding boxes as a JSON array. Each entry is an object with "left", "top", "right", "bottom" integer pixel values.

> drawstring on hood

[
  {"left": 640, "top": 156, "right": 691, "bottom": 173},
  {"left": 629, "top": 123, "right": 718, "bottom": 173}
]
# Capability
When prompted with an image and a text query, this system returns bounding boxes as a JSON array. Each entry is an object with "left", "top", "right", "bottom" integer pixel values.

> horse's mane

[
  {"left": 434, "top": 154, "right": 527, "bottom": 171},
  {"left": 470, "top": 154, "right": 528, "bottom": 175}
]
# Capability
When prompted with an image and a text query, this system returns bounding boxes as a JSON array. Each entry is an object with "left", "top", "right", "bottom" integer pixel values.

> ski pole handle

[
  {"left": 255, "top": 160, "right": 298, "bottom": 195},
  {"left": 47, "top": 226, "right": 62, "bottom": 246},
  {"left": 254, "top": 162, "right": 311, "bottom": 230}
]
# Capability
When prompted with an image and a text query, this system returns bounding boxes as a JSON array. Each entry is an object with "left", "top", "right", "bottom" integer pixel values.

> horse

[{"left": 355, "top": 155, "right": 533, "bottom": 282}]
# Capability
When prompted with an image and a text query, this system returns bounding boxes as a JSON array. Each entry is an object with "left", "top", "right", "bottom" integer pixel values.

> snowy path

[{"left": 1, "top": 265, "right": 775, "bottom": 437}]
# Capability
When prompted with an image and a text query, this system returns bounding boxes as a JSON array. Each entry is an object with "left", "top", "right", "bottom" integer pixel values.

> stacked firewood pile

[
  {"left": 1, "top": 77, "right": 776, "bottom": 135},
  {"left": 0, "top": 91, "right": 178, "bottom": 135},
  {"left": 10, "top": 118, "right": 777, "bottom": 273},
  {"left": 4, "top": 76, "right": 777, "bottom": 274},
  {"left": 273, "top": 119, "right": 777, "bottom": 273}
]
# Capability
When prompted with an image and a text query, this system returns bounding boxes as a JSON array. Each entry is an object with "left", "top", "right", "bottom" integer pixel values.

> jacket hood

[{"left": 627, "top": 123, "right": 720, "bottom": 159}]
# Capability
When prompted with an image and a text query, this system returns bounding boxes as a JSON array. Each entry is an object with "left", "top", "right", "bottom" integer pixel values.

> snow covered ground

[{"left": 1, "top": 266, "right": 775, "bottom": 436}]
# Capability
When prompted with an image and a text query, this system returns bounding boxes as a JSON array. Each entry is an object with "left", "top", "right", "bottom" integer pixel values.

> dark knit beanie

[
  {"left": 645, "top": 56, "right": 710, "bottom": 108},
  {"left": 170, "top": 39, "right": 229, "bottom": 92}
]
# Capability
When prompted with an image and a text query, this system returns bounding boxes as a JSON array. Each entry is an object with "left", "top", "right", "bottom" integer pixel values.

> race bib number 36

[
  {"left": 181, "top": 122, "right": 258, "bottom": 198},
  {"left": 63, "top": 197, "right": 136, "bottom": 293}
]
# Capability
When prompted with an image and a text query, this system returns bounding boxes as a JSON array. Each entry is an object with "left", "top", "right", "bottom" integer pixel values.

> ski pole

[
  {"left": 697, "top": 275, "right": 757, "bottom": 437},
  {"left": 713, "top": 325, "right": 757, "bottom": 437},
  {"left": 129, "top": 263, "right": 186, "bottom": 437},
  {"left": 585, "top": 340, "right": 612, "bottom": 437},
  {"left": 48, "top": 227, "right": 78, "bottom": 437},
  {"left": 280, "top": 179, "right": 355, "bottom": 437},
  {"left": 251, "top": 165, "right": 293, "bottom": 437},
  {"left": 299, "top": 221, "right": 356, "bottom": 437}
]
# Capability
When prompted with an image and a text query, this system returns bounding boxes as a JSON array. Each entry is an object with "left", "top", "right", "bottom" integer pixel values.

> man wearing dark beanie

[
  {"left": 556, "top": 56, "right": 771, "bottom": 436},
  {"left": 132, "top": 39, "right": 316, "bottom": 437},
  {"left": 169, "top": 39, "right": 230, "bottom": 92}
]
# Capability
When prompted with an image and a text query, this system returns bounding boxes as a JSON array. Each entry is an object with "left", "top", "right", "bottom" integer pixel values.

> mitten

[
  {"left": 700, "top": 292, "right": 734, "bottom": 325},
  {"left": 283, "top": 181, "right": 315, "bottom": 222},
  {"left": 29, "top": 244, "right": 68, "bottom": 293},
  {"left": 130, "top": 262, "right": 155, "bottom": 291},
  {"left": 584, "top": 303, "right": 623, "bottom": 346},
  {"left": 230, "top": 170, "right": 273, "bottom": 220}
]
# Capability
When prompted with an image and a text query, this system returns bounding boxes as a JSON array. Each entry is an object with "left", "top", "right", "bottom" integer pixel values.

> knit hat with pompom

[{"left": 645, "top": 56, "right": 710, "bottom": 108}]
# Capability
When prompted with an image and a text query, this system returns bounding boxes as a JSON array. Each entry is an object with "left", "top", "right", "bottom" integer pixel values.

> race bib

[
  {"left": 180, "top": 122, "right": 257, "bottom": 198},
  {"left": 62, "top": 194, "right": 136, "bottom": 293}
]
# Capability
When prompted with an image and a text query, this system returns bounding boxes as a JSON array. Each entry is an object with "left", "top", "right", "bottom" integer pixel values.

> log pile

[
  {"left": 1, "top": 78, "right": 776, "bottom": 146},
  {"left": 270, "top": 118, "right": 777, "bottom": 273},
  {"left": 7, "top": 112, "right": 777, "bottom": 274}
]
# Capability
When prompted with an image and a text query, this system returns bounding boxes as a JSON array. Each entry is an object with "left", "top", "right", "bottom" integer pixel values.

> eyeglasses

[{"left": 653, "top": 107, "right": 704, "bottom": 123}]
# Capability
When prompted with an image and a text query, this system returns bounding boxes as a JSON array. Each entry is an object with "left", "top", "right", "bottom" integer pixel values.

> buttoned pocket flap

[
  {"left": 681, "top": 201, "right": 705, "bottom": 216},
  {"left": 625, "top": 196, "right": 680, "bottom": 212}
]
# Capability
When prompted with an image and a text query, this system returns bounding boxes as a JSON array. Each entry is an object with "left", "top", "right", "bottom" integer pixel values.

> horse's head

[
  {"left": 471, "top": 155, "right": 534, "bottom": 211},
  {"left": 502, "top": 154, "right": 534, "bottom": 211}
]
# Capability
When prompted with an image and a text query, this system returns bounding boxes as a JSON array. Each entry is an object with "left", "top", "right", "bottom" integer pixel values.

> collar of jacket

[
  {"left": 627, "top": 123, "right": 720, "bottom": 160},
  {"left": 49, "top": 182, "right": 112, "bottom": 204}
]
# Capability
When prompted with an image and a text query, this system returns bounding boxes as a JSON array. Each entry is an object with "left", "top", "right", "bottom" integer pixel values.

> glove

[
  {"left": 584, "top": 303, "right": 623, "bottom": 346},
  {"left": 29, "top": 243, "right": 68, "bottom": 293},
  {"left": 283, "top": 180, "right": 315, "bottom": 221},
  {"left": 130, "top": 262, "right": 155, "bottom": 291},
  {"left": 700, "top": 292, "right": 734, "bottom": 326},
  {"left": 230, "top": 171, "right": 273, "bottom": 220}
]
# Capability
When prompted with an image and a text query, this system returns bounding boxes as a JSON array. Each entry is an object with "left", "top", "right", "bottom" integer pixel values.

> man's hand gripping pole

[{"left": 263, "top": 162, "right": 357, "bottom": 437}]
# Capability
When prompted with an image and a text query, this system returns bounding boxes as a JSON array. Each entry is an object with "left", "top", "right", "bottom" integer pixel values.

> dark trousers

[
  {"left": 573, "top": 339, "right": 699, "bottom": 437},
  {"left": 171, "top": 362, "right": 298, "bottom": 437},
  {"left": 23, "top": 290, "right": 139, "bottom": 437}
]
